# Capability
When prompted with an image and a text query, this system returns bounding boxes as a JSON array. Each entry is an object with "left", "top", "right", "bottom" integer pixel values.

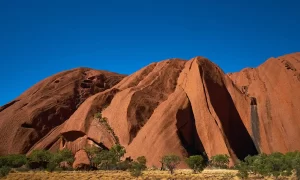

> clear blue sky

[{"left": 0, "top": 0, "right": 299, "bottom": 106}]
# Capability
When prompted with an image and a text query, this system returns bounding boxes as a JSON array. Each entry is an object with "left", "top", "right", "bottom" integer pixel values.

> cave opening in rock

[
  {"left": 21, "top": 122, "right": 34, "bottom": 129},
  {"left": 62, "top": 131, "right": 86, "bottom": 141},
  {"left": 176, "top": 100, "right": 208, "bottom": 161}
]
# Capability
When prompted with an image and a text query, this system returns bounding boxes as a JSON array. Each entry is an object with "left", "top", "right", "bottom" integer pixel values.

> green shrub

[
  {"left": 0, "top": 166, "right": 11, "bottom": 178},
  {"left": 86, "top": 145, "right": 124, "bottom": 170},
  {"left": 8, "top": 154, "right": 27, "bottom": 168},
  {"left": 110, "top": 144, "right": 126, "bottom": 161},
  {"left": 265, "top": 152, "right": 291, "bottom": 178},
  {"left": 94, "top": 112, "right": 102, "bottom": 119},
  {"left": 291, "top": 153, "right": 300, "bottom": 179},
  {"left": 46, "top": 161, "right": 57, "bottom": 172},
  {"left": 0, "top": 154, "right": 27, "bottom": 168},
  {"left": 130, "top": 161, "right": 143, "bottom": 177},
  {"left": 136, "top": 156, "right": 147, "bottom": 169},
  {"left": 235, "top": 152, "right": 300, "bottom": 179},
  {"left": 27, "top": 149, "right": 52, "bottom": 169},
  {"left": 129, "top": 156, "right": 147, "bottom": 177},
  {"left": 93, "top": 150, "right": 116, "bottom": 170},
  {"left": 161, "top": 154, "right": 181, "bottom": 174},
  {"left": 0, "top": 156, "right": 8, "bottom": 167},
  {"left": 235, "top": 161, "right": 249, "bottom": 179},
  {"left": 54, "top": 149, "right": 74, "bottom": 168},
  {"left": 185, "top": 155, "right": 205, "bottom": 173},
  {"left": 29, "top": 149, "right": 75, "bottom": 172},
  {"left": 85, "top": 146, "right": 101, "bottom": 159},
  {"left": 210, "top": 154, "right": 230, "bottom": 169},
  {"left": 117, "top": 160, "right": 132, "bottom": 171}
]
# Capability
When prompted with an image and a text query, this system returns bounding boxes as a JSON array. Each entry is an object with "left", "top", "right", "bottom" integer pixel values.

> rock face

[
  {"left": 1, "top": 52, "right": 299, "bottom": 167},
  {"left": 228, "top": 52, "right": 300, "bottom": 154},
  {"left": 0, "top": 68, "right": 125, "bottom": 155}
]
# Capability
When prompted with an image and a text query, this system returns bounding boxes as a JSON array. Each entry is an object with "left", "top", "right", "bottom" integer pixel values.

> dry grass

[{"left": 3, "top": 169, "right": 297, "bottom": 180}]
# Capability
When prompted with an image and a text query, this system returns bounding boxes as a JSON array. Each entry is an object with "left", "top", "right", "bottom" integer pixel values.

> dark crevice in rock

[
  {"left": 19, "top": 103, "right": 29, "bottom": 110},
  {"left": 241, "top": 86, "right": 248, "bottom": 94},
  {"left": 95, "top": 83, "right": 105, "bottom": 88},
  {"left": 87, "top": 137, "right": 109, "bottom": 150},
  {"left": 74, "top": 81, "right": 82, "bottom": 109},
  {"left": 31, "top": 106, "right": 74, "bottom": 138},
  {"left": 44, "top": 136, "right": 61, "bottom": 151},
  {"left": 0, "top": 100, "right": 20, "bottom": 112},
  {"left": 88, "top": 76, "right": 96, "bottom": 80},
  {"left": 21, "top": 122, "right": 34, "bottom": 129},
  {"left": 80, "top": 83, "right": 92, "bottom": 89},
  {"left": 176, "top": 97, "right": 208, "bottom": 160},
  {"left": 250, "top": 97, "right": 257, "bottom": 105},
  {"left": 282, "top": 60, "right": 297, "bottom": 71},
  {"left": 62, "top": 131, "right": 86, "bottom": 141},
  {"left": 201, "top": 66, "right": 258, "bottom": 161},
  {"left": 199, "top": 67, "right": 221, "bottom": 130},
  {"left": 82, "top": 79, "right": 93, "bottom": 83}
]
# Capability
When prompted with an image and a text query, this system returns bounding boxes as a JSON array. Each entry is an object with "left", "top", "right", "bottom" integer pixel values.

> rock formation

[
  {"left": 228, "top": 52, "right": 300, "bottom": 154},
  {"left": 0, "top": 68, "right": 125, "bottom": 155},
  {"left": 0, "top": 52, "right": 299, "bottom": 168}
]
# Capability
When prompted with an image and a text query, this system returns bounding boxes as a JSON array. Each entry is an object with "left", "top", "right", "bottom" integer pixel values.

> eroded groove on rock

[
  {"left": 87, "top": 137, "right": 109, "bottom": 150},
  {"left": 176, "top": 97, "right": 207, "bottom": 160},
  {"left": 127, "top": 60, "right": 186, "bottom": 143},
  {"left": 0, "top": 100, "right": 20, "bottom": 112},
  {"left": 202, "top": 65, "right": 258, "bottom": 160},
  {"left": 31, "top": 106, "right": 74, "bottom": 136},
  {"left": 250, "top": 98, "right": 260, "bottom": 152},
  {"left": 44, "top": 136, "right": 61, "bottom": 151}
]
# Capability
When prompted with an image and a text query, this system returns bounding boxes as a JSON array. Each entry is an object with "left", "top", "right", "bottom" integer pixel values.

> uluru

[{"left": 1, "top": 52, "right": 300, "bottom": 168}]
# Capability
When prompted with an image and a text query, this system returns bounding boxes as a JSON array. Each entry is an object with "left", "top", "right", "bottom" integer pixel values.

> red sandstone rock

[
  {"left": 228, "top": 52, "right": 300, "bottom": 154},
  {"left": 73, "top": 149, "right": 90, "bottom": 170},
  {"left": 1, "top": 53, "right": 300, "bottom": 168},
  {"left": 0, "top": 68, "right": 125, "bottom": 155}
]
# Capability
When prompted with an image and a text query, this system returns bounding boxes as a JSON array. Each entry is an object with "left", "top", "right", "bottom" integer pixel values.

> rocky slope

[
  {"left": 0, "top": 68, "right": 125, "bottom": 155},
  {"left": 0, "top": 53, "right": 299, "bottom": 168},
  {"left": 228, "top": 52, "right": 300, "bottom": 154}
]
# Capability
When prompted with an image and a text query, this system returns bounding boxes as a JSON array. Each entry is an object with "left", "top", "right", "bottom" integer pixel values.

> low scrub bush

[
  {"left": 129, "top": 156, "right": 147, "bottom": 177},
  {"left": 161, "top": 154, "right": 181, "bottom": 174},
  {"left": 236, "top": 151, "right": 300, "bottom": 179},
  {"left": 185, "top": 155, "right": 205, "bottom": 173},
  {"left": 86, "top": 144, "right": 127, "bottom": 170},
  {"left": 27, "top": 149, "right": 52, "bottom": 169},
  {"left": 0, "top": 166, "right": 11, "bottom": 178},
  {"left": 210, "top": 154, "right": 230, "bottom": 169},
  {"left": 0, "top": 154, "right": 27, "bottom": 168}
]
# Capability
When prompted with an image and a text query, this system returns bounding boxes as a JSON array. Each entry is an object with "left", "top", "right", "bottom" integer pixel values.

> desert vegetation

[
  {"left": 185, "top": 155, "right": 206, "bottom": 173},
  {"left": 0, "top": 149, "right": 74, "bottom": 178},
  {"left": 94, "top": 112, "right": 120, "bottom": 144},
  {"left": 235, "top": 151, "right": 300, "bottom": 179},
  {"left": 1, "top": 147, "right": 300, "bottom": 179}
]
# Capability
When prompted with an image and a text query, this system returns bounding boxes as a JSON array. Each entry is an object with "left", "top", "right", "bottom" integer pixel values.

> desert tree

[
  {"left": 161, "top": 154, "right": 181, "bottom": 174},
  {"left": 185, "top": 155, "right": 205, "bottom": 173}
]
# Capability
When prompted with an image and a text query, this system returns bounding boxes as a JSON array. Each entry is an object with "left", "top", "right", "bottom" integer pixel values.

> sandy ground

[{"left": 3, "top": 169, "right": 297, "bottom": 180}]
